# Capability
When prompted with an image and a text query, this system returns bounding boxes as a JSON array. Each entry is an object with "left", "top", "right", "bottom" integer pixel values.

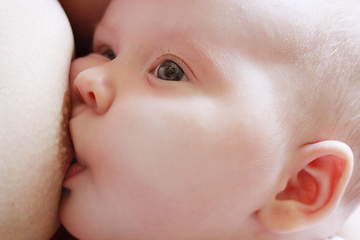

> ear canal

[
  {"left": 276, "top": 155, "right": 346, "bottom": 211},
  {"left": 258, "top": 140, "right": 354, "bottom": 233},
  {"left": 276, "top": 167, "right": 318, "bottom": 205}
]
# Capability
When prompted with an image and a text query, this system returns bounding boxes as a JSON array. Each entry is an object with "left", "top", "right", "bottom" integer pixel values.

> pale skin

[
  {"left": 0, "top": 0, "right": 73, "bottom": 239},
  {"left": 60, "top": 0, "right": 358, "bottom": 239},
  {"left": 2, "top": 0, "right": 356, "bottom": 239},
  {"left": 0, "top": 0, "right": 109, "bottom": 239},
  {"left": 338, "top": 205, "right": 360, "bottom": 240}
]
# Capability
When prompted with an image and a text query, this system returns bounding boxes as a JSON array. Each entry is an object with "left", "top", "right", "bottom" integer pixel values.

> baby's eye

[
  {"left": 102, "top": 49, "right": 116, "bottom": 60},
  {"left": 155, "top": 60, "right": 188, "bottom": 81}
]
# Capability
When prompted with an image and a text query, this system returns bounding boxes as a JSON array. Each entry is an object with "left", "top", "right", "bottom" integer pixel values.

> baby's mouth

[{"left": 63, "top": 157, "right": 87, "bottom": 185}]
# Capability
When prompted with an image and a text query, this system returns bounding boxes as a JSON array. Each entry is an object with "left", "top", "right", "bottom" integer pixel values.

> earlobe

[{"left": 258, "top": 140, "right": 354, "bottom": 233}]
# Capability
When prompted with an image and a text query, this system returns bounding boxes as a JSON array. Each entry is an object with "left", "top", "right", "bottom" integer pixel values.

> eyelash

[
  {"left": 97, "top": 46, "right": 193, "bottom": 81},
  {"left": 101, "top": 48, "right": 116, "bottom": 60},
  {"left": 154, "top": 60, "right": 188, "bottom": 81},
  {"left": 151, "top": 51, "right": 193, "bottom": 80}
]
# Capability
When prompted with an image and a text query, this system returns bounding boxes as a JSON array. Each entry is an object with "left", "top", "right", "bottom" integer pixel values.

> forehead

[
  {"left": 98, "top": 0, "right": 242, "bottom": 48},
  {"left": 96, "top": 0, "right": 357, "bottom": 79},
  {"left": 99, "top": 0, "right": 333, "bottom": 58}
]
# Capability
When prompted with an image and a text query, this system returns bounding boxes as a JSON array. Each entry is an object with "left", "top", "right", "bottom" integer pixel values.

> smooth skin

[
  {"left": 0, "top": 1, "right": 73, "bottom": 239},
  {"left": 61, "top": 0, "right": 356, "bottom": 239},
  {"left": 0, "top": 1, "right": 112, "bottom": 238}
]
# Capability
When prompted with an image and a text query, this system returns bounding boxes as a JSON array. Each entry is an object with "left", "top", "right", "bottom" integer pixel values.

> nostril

[
  {"left": 88, "top": 92, "right": 96, "bottom": 101},
  {"left": 73, "top": 72, "right": 113, "bottom": 114},
  {"left": 88, "top": 92, "right": 99, "bottom": 109}
]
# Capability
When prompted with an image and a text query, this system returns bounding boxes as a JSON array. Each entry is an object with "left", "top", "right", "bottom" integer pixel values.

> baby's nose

[{"left": 73, "top": 67, "right": 114, "bottom": 115}]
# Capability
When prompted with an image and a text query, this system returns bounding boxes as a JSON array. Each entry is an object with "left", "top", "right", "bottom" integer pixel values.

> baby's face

[{"left": 60, "top": 0, "right": 325, "bottom": 239}]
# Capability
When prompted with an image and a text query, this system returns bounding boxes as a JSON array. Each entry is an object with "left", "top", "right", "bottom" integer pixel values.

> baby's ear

[{"left": 258, "top": 140, "right": 354, "bottom": 233}]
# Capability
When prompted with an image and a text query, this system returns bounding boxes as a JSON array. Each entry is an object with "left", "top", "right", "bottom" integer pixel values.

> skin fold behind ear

[{"left": 258, "top": 140, "right": 354, "bottom": 233}]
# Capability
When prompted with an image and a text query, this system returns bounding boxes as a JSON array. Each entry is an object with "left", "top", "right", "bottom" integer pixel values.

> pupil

[
  {"left": 167, "top": 65, "right": 177, "bottom": 77},
  {"left": 163, "top": 61, "right": 183, "bottom": 81}
]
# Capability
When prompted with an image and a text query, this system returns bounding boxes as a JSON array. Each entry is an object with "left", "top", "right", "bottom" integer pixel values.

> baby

[{"left": 60, "top": 0, "right": 360, "bottom": 239}]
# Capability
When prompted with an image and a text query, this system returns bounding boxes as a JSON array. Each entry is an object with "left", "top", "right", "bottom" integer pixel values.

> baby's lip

[
  {"left": 63, "top": 157, "right": 87, "bottom": 185},
  {"left": 74, "top": 155, "right": 86, "bottom": 167}
]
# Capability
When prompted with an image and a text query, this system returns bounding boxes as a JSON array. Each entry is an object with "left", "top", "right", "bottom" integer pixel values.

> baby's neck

[{"left": 337, "top": 205, "right": 360, "bottom": 240}]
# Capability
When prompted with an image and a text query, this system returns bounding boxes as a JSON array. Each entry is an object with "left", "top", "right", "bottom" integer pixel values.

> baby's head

[{"left": 60, "top": 0, "right": 360, "bottom": 239}]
